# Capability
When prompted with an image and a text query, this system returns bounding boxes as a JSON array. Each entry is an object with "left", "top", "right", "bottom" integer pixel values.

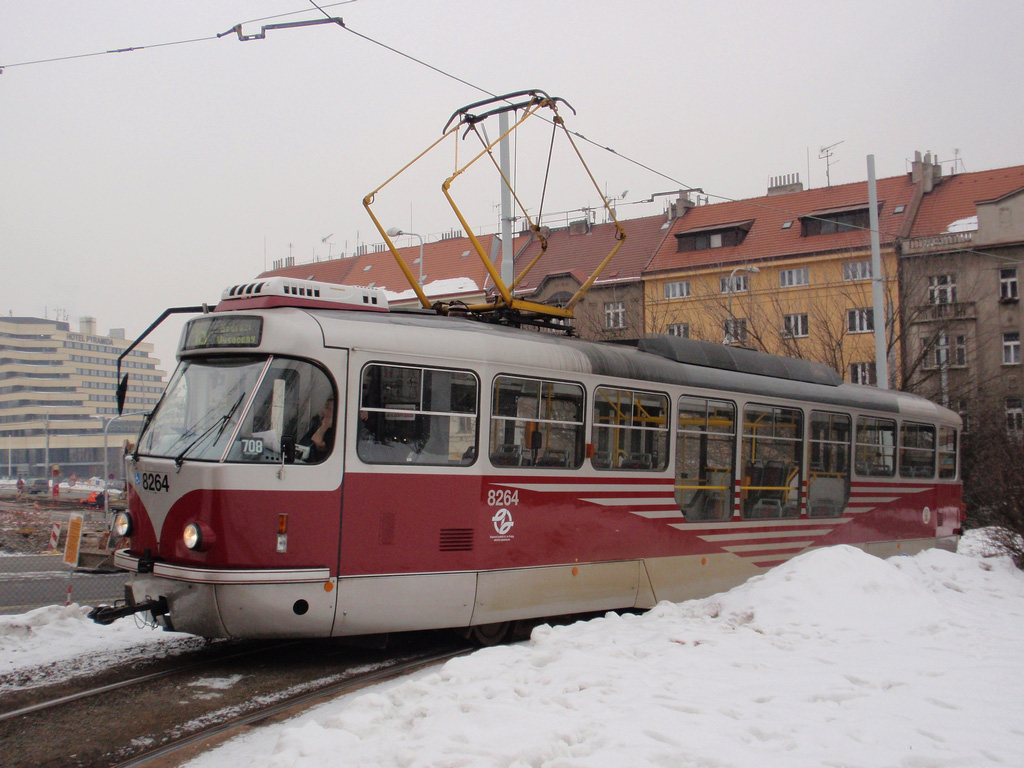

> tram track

[{"left": 0, "top": 632, "right": 472, "bottom": 768}]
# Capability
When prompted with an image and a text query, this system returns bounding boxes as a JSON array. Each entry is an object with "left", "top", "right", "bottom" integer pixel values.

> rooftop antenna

[
  {"left": 819, "top": 140, "right": 844, "bottom": 188},
  {"left": 321, "top": 234, "right": 334, "bottom": 259}
]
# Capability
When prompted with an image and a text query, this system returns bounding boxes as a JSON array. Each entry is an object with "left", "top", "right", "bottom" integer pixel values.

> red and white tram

[{"left": 96, "top": 276, "right": 962, "bottom": 642}]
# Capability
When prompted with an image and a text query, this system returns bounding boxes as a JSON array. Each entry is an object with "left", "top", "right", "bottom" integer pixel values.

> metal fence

[{"left": 0, "top": 493, "right": 127, "bottom": 616}]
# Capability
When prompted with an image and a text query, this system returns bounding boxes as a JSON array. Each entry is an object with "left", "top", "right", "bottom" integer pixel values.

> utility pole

[
  {"left": 867, "top": 155, "right": 889, "bottom": 388},
  {"left": 499, "top": 111, "right": 514, "bottom": 289}
]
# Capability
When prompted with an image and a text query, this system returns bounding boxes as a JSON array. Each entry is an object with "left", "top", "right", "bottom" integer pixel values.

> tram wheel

[{"left": 468, "top": 621, "right": 512, "bottom": 646}]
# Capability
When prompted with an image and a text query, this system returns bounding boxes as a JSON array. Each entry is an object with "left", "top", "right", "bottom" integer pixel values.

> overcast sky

[{"left": 3, "top": 0, "right": 1023, "bottom": 367}]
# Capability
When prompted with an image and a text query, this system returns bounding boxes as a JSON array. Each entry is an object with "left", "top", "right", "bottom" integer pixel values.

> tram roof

[{"left": 301, "top": 307, "right": 947, "bottom": 418}]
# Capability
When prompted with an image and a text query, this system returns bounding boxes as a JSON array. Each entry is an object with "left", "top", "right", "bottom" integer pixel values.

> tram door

[{"left": 220, "top": 350, "right": 346, "bottom": 637}]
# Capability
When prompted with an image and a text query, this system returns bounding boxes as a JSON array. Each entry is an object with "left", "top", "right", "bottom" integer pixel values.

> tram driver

[{"left": 300, "top": 395, "right": 335, "bottom": 463}]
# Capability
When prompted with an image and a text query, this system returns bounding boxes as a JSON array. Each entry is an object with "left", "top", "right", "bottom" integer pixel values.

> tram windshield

[{"left": 138, "top": 355, "right": 336, "bottom": 464}]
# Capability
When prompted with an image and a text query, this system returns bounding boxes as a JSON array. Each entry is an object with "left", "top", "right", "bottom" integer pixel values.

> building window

[
  {"left": 847, "top": 308, "right": 874, "bottom": 334},
  {"left": 783, "top": 313, "right": 809, "bottom": 338},
  {"left": 1003, "top": 332, "right": 1021, "bottom": 365},
  {"left": 724, "top": 318, "right": 747, "bottom": 345},
  {"left": 720, "top": 274, "right": 750, "bottom": 294},
  {"left": 604, "top": 302, "right": 626, "bottom": 329},
  {"left": 667, "top": 323, "right": 689, "bottom": 338},
  {"left": 849, "top": 362, "right": 876, "bottom": 385},
  {"left": 1007, "top": 397, "right": 1023, "bottom": 432},
  {"left": 928, "top": 331, "right": 968, "bottom": 369},
  {"left": 779, "top": 267, "right": 810, "bottom": 288},
  {"left": 1000, "top": 268, "right": 1019, "bottom": 302},
  {"left": 843, "top": 260, "right": 871, "bottom": 281},
  {"left": 954, "top": 334, "right": 968, "bottom": 367},
  {"left": 676, "top": 224, "right": 751, "bottom": 253},
  {"left": 928, "top": 332, "right": 948, "bottom": 369},
  {"left": 802, "top": 208, "right": 870, "bottom": 237},
  {"left": 928, "top": 275, "right": 958, "bottom": 305},
  {"left": 664, "top": 281, "right": 691, "bottom": 300}
]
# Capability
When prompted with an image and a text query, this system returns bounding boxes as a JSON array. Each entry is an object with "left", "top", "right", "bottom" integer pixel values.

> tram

[
  {"left": 91, "top": 276, "right": 962, "bottom": 642},
  {"left": 90, "top": 91, "right": 961, "bottom": 641}
]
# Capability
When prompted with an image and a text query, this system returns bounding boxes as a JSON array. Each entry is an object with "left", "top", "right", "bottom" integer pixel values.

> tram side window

[
  {"left": 227, "top": 358, "right": 335, "bottom": 464},
  {"left": 855, "top": 416, "right": 896, "bottom": 477},
  {"left": 808, "top": 411, "right": 851, "bottom": 518},
  {"left": 592, "top": 387, "right": 669, "bottom": 471},
  {"left": 899, "top": 423, "right": 936, "bottom": 478},
  {"left": 938, "top": 427, "right": 957, "bottom": 479},
  {"left": 357, "top": 364, "right": 478, "bottom": 466},
  {"left": 490, "top": 376, "right": 584, "bottom": 469},
  {"left": 741, "top": 404, "right": 803, "bottom": 519},
  {"left": 676, "top": 396, "right": 736, "bottom": 522}
]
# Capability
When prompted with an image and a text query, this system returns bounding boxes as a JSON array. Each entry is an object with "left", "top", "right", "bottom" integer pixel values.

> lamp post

[
  {"left": 385, "top": 228, "right": 425, "bottom": 285},
  {"left": 93, "top": 411, "right": 148, "bottom": 518},
  {"left": 726, "top": 266, "right": 760, "bottom": 344}
]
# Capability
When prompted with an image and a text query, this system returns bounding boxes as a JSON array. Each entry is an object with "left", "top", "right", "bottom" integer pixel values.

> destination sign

[{"left": 183, "top": 315, "right": 263, "bottom": 350}]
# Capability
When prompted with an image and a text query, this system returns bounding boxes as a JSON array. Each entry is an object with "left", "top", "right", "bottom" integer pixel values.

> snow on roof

[
  {"left": 947, "top": 215, "right": 979, "bottom": 233},
  {"left": 384, "top": 277, "right": 481, "bottom": 302}
]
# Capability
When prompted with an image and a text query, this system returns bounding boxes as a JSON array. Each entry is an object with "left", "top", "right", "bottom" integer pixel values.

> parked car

[{"left": 26, "top": 477, "right": 50, "bottom": 494}]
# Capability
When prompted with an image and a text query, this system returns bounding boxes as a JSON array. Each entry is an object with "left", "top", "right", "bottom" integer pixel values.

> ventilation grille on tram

[
  {"left": 439, "top": 528, "right": 474, "bottom": 552},
  {"left": 219, "top": 277, "right": 389, "bottom": 310}
]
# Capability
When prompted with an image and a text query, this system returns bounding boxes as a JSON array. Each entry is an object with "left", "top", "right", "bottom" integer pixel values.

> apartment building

[
  {"left": 0, "top": 315, "right": 165, "bottom": 479},
  {"left": 899, "top": 163, "right": 1024, "bottom": 428}
]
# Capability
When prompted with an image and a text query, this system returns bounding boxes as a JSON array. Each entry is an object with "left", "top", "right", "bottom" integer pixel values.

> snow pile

[
  {"left": 185, "top": 541, "right": 1024, "bottom": 767},
  {"left": 0, "top": 604, "right": 201, "bottom": 691}
]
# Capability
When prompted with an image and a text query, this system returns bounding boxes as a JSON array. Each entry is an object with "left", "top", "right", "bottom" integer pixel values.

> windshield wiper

[{"left": 174, "top": 391, "right": 246, "bottom": 468}]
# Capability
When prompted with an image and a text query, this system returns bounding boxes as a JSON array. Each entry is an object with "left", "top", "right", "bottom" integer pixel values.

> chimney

[
  {"left": 568, "top": 219, "right": 591, "bottom": 236},
  {"left": 79, "top": 316, "right": 97, "bottom": 336},
  {"left": 669, "top": 191, "right": 696, "bottom": 221},
  {"left": 910, "top": 150, "right": 942, "bottom": 193},
  {"left": 767, "top": 173, "right": 804, "bottom": 196}
]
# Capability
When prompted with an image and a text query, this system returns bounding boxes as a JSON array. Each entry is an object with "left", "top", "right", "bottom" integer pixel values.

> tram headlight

[
  {"left": 112, "top": 512, "right": 132, "bottom": 538},
  {"left": 183, "top": 523, "right": 202, "bottom": 550},
  {"left": 183, "top": 521, "right": 215, "bottom": 551}
]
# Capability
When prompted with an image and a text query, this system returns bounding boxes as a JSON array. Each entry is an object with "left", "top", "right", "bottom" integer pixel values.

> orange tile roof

[
  {"left": 511, "top": 214, "right": 673, "bottom": 294},
  {"left": 908, "top": 165, "right": 1024, "bottom": 237},
  {"left": 644, "top": 175, "right": 918, "bottom": 275},
  {"left": 258, "top": 233, "right": 528, "bottom": 294}
]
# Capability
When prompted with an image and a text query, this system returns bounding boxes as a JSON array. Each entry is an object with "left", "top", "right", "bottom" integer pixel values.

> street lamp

[
  {"left": 92, "top": 411, "right": 148, "bottom": 518},
  {"left": 385, "top": 227, "right": 425, "bottom": 286},
  {"left": 726, "top": 266, "right": 760, "bottom": 344}
]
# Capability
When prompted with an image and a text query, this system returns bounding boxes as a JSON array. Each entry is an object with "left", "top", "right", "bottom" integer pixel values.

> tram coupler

[{"left": 88, "top": 596, "right": 169, "bottom": 626}]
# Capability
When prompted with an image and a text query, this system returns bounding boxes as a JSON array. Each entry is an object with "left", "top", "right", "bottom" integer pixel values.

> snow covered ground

[{"left": 3, "top": 532, "right": 1024, "bottom": 766}]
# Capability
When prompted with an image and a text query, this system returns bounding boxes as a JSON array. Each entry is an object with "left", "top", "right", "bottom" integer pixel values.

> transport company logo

[{"left": 491, "top": 507, "right": 514, "bottom": 539}]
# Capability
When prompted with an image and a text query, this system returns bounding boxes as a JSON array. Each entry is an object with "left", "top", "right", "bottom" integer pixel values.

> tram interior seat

[
  {"left": 492, "top": 444, "right": 522, "bottom": 466},
  {"left": 621, "top": 452, "right": 653, "bottom": 470},
  {"left": 749, "top": 498, "right": 782, "bottom": 519},
  {"left": 592, "top": 450, "right": 611, "bottom": 468},
  {"left": 683, "top": 470, "right": 729, "bottom": 521},
  {"left": 536, "top": 449, "right": 567, "bottom": 467},
  {"left": 808, "top": 499, "right": 837, "bottom": 518}
]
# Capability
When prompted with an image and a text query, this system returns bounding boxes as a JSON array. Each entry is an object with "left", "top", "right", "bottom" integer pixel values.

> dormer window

[
  {"left": 800, "top": 204, "right": 874, "bottom": 237},
  {"left": 675, "top": 220, "right": 754, "bottom": 253}
]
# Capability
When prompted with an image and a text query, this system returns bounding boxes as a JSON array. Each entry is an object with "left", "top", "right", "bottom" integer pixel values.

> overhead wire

[
  {"left": 0, "top": 1, "right": 359, "bottom": 71},
  {"left": 2, "top": 3, "right": 1011, "bottom": 264}
]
